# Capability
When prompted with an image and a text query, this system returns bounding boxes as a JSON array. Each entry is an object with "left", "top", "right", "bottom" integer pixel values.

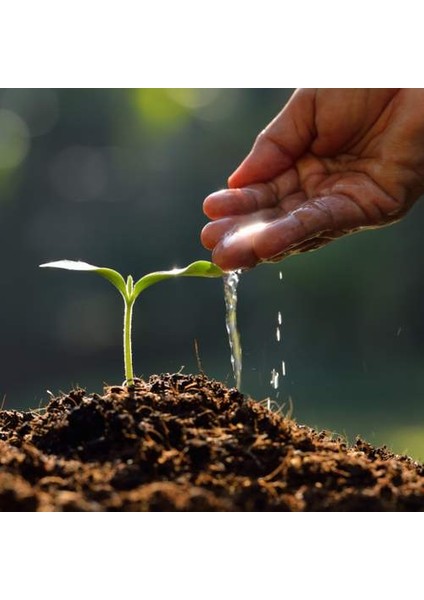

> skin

[{"left": 201, "top": 89, "right": 424, "bottom": 271}]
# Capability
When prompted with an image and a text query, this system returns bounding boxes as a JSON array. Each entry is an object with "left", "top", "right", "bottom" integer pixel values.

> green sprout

[{"left": 40, "top": 259, "right": 224, "bottom": 386}]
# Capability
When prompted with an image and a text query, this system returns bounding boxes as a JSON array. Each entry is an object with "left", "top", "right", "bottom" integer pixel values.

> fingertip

[
  {"left": 203, "top": 191, "right": 222, "bottom": 218},
  {"left": 201, "top": 216, "right": 241, "bottom": 250},
  {"left": 229, "top": 137, "right": 294, "bottom": 189},
  {"left": 212, "top": 237, "right": 259, "bottom": 271},
  {"left": 202, "top": 196, "right": 213, "bottom": 218},
  {"left": 212, "top": 248, "right": 258, "bottom": 272},
  {"left": 227, "top": 169, "right": 244, "bottom": 189},
  {"left": 203, "top": 188, "right": 259, "bottom": 219},
  {"left": 200, "top": 222, "right": 216, "bottom": 250}
]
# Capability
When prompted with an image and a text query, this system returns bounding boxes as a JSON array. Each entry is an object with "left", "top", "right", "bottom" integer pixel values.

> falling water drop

[
  {"left": 270, "top": 270, "right": 286, "bottom": 397},
  {"left": 270, "top": 368, "right": 279, "bottom": 390}
]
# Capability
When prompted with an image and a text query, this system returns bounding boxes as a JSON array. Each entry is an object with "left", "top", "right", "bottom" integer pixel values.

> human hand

[{"left": 201, "top": 89, "right": 424, "bottom": 270}]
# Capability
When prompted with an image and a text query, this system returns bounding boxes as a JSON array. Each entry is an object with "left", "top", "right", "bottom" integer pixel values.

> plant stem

[{"left": 123, "top": 298, "right": 135, "bottom": 386}]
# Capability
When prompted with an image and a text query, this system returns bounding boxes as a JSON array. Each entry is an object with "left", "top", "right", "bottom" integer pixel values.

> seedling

[{"left": 40, "top": 259, "right": 223, "bottom": 386}]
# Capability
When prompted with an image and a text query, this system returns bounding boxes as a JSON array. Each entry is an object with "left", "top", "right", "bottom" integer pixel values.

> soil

[{"left": 0, "top": 373, "right": 423, "bottom": 511}]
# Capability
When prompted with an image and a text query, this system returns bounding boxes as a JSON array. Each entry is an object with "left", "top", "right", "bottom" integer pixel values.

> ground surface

[{"left": 0, "top": 373, "right": 423, "bottom": 511}]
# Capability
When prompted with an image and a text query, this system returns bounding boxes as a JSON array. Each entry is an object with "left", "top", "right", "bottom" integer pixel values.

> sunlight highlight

[{"left": 224, "top": 221, "right": 268, "bottom": 246}]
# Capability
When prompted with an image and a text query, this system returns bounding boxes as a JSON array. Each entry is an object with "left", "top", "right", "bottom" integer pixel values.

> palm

[{"left": 202, "top": 89, "right": 424, "bottom": 270}]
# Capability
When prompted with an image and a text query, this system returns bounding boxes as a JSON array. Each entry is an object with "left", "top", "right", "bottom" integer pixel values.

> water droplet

[
  {"left": 279, "top": 271, "right": 283, "bottom": 280},
  {"left": 282, "top": 360, "right": 286, "bottom": 376},
  {"left": 270, "top": 368, "right": 279, "bottom": 390},
  {"left": 276, "top": 327, "right": 281, "bottom": 342},
  {"left": 277, "top": 311, "right": 282, "bottom": 325}
]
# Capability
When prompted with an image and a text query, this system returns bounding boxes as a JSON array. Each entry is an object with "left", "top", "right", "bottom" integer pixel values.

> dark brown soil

[{"left": 0, "top": 373, "right": 423, "bottom": 511}]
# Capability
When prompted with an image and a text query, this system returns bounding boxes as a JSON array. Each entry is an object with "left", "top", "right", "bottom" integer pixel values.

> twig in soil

[{"left": 194, "top": 338, "right": 204, "bottom": 375}]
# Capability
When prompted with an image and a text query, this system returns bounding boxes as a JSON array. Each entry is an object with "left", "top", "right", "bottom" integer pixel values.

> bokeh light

[
  {"left": 49, "top": 145, "right": 108, "bottom": 202},
  {"left": 134, "top": 89, "right": 190, "bottom": 132},
  {"left": 0, "top": 88, "right": 59, "bottom": 137},
  {"left": 0, "top": 109, "right": 30, "bottom": 169}
]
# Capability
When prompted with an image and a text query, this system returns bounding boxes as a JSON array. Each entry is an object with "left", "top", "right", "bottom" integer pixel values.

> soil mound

[{"left": 0, "top": 373, "right": 423, "bottom": 511}]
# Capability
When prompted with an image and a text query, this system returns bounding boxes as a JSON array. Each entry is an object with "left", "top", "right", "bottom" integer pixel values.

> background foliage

[{"left": 1, "top": 88, "right": 424, "bottom": 459}]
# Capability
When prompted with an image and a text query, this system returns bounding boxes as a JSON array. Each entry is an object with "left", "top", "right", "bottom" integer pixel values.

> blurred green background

[{"left": 1, "top": 88, "right": 424, "bottom": 461}]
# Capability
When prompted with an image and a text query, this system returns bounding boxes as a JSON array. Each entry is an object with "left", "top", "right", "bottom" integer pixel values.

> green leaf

[
  {"left": 39, "top": 260, "right": 127, "bottom": 297},
  {"left": 132, "top": 260, "right": 223, "bottom": 300}
]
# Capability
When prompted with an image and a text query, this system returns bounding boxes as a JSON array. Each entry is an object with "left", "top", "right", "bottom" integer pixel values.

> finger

[
  {"left": 252, "top": 194, "right": 369, "bottom": 261},
  {"left": 203, "top": 185, "right": 277, "bottom": 220},
  {"left": 266, "top": 232, "right": 345, "bottom": 262},
  {"left": 201, "top": 216, "right": 241, "bottom": 250},
  {"left": 211, "top": 228, "right": 263, "bottom": 271},
  {"left": 210, "top": 193, "right": 370, "bottom": 270},
  {"left": 213, "top": 229, "right": 339, "bottom": 271},
  {"left": 228, "top": 89, "right": 316, "bottom": 188},
  {"left": 213, "top": 242, "right": 259, "bottom": 271},
  {"left": 203, "top": 169, "right": 299, "bottom": 220}
]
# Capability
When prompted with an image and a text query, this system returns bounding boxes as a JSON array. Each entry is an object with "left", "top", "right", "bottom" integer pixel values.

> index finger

[
  {"left": 203, "top": 170, "right": 299, "bottom": 220},
  {"left": 203, "top": 184, "right": 278, "bottom": 220}
]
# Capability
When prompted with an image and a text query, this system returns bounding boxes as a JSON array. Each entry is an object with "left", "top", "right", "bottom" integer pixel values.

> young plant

[{"left": 40, "top": 259, "right": 223, "bottom": 386}]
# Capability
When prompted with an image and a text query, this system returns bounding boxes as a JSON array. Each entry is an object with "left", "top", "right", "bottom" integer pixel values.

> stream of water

[
  {"left": 223, "top": 270, "right": 242, "bottom": 390},
  {"left": 223, "top": 267, "right": 287, "bottom": 398}
]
